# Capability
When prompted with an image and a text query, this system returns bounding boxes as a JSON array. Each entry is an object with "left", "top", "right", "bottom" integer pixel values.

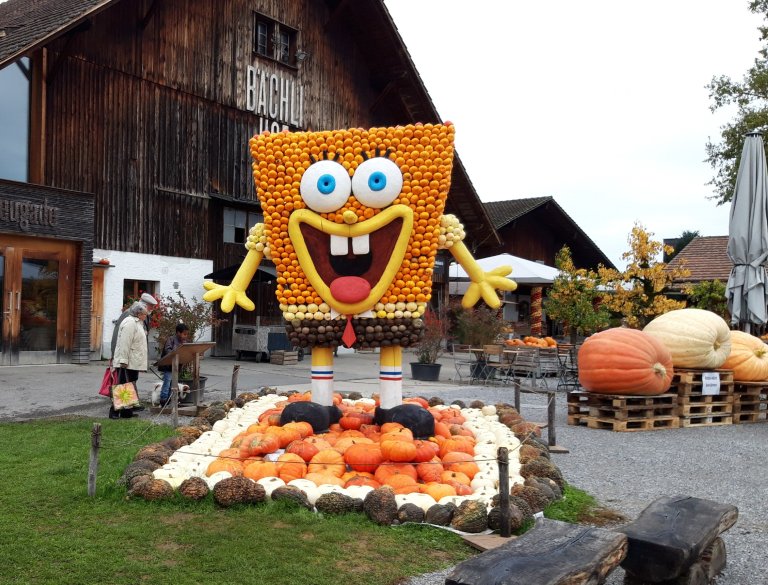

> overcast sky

[{"left": 385, "top": 0, "right": 765, "bottom": 267}]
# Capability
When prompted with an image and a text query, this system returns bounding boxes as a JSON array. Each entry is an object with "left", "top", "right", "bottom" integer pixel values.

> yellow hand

[
  {"left": 202, "top": 249, "right": 262, "bottom": 313},
  {"left": 450, "top": 242, "right": 518, "bottom": 309},
  {"left": 203, "top": 282, "right": 255, "bottom": 312}
]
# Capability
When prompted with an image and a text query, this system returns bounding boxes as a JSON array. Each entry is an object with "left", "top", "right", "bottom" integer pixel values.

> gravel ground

[
  {"left": 400, "top": 385, "right": 768, "bottom": 585},
  {"left": 40, "top": 377, "right": 768, "bottom": 585}
]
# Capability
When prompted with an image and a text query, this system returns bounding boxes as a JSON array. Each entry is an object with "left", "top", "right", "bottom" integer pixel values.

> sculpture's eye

[
  {"left": 351, "top": 157, "right": 403, "bottom": 209},
  {"left": 300, "top": 160, "right": 352, "bottom": 213}
]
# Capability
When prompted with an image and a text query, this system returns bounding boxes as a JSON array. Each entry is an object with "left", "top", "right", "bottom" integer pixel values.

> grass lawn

[{"left": 0, "top": 418, "right": 605, "bottom": 585}]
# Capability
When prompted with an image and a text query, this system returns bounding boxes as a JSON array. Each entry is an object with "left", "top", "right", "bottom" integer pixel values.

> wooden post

[
  {"left": 547, "top": 390, "right": 556, "bottom": 447},
  {"left": 88, "top": 423, "right": 101, "bottom": 497},
  {"left": 230, "top": 364, "right": 240, "bottom": 400},
  {"left": 194, "top": 352, "right": 201, "bottom": 407},
  {"left": 513, "top": 380, "right": 521, "bottom": 412},
  {"left": 497, "top": 446, "right": 511, "bottom": 537},
  {"left": 171, "top": 354, "right": 179, "bottom": 428}
]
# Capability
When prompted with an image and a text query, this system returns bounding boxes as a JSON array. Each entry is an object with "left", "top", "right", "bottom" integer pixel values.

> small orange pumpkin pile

[
  {"left": 504, "top": 336, "right": 557, "bottom": 348},
  {"left": 204, "top": 396, "right": 481, "bottom": 501}
]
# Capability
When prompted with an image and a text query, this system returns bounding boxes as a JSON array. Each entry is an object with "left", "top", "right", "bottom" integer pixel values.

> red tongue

[{"left": 330, "top": 276, "right": 371, "bottom": 304}]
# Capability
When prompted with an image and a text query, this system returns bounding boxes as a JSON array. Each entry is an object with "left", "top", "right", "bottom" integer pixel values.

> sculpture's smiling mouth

[
  {"left": 288, "top": 205, "right": 414, "bottom": 314},
  {"left": 300, "top": 219, "right": 402, "bottom": 286}
]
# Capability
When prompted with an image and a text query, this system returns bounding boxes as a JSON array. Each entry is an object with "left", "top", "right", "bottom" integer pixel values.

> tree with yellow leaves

[
  {"left": 544, "top": 245, "right": 610, "bottom": 343},
  {"left": 598, "top": 223, "right": 691, "bottom": 328}
]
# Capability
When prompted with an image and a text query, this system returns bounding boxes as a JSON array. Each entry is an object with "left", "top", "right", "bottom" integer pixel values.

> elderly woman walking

[{"left": 110, "top": 301, "right": 149, "bottom": 419}]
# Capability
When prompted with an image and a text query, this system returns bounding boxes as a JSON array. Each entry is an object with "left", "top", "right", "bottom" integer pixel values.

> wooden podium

[{"left": 155, "top": 342, "right": 215, "bottom": 426}]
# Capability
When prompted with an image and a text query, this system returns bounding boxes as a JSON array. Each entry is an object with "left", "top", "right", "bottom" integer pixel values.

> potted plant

[
  {"left": 154, "top": 291, "right": 225, "bottom": 399},
  {"left": 410, "top": 306, "right": 449, "bottom": 381},
  {"left": 452, "top": 304, "right": 506, "bottom": 380}
]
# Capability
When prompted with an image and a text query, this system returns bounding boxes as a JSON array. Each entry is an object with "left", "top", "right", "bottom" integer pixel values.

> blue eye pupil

[
  {"left": 317, "top": 174, "right": 336, "bottom": 195},
  {"left": 368, "top": 171, "right": 387, "bottom": 192}
]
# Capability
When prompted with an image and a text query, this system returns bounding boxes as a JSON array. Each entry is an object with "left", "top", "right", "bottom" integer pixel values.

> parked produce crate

[
  {"left": 270, "top": 350, "right": 298, "bottom": 365},
  {"left": 567, "top": 391, "right": 679, "bottom": 432}
]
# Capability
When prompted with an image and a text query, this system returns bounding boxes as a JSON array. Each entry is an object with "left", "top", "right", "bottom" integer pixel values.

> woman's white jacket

[{"left": 113, "top": 316, "right": 148, "bottom": 371}]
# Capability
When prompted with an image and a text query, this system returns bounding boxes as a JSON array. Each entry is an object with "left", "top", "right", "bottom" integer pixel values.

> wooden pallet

[
  {"left": 270, "top": 350, "right": 298, "bottom": 365},
  {"left": 671, "top": 368, "right": 734, "bottom": 396},
  {"left": 566, "top": 392, "right": 590, "bottom": 427},
  {"left": 733, "top": 411, "right": 768, "bottom": 423},
  {"left": 679, "top": 414, "right": 733, "bottom": 428},
  {"left": 567, "top": 391, "right": 679, "bottom": 431},
  {"left": 678, "top": 402, "right": 732, "bottom": 416},
  {"left": 586, "top": 416, "right": 680, "bottom": 432}
]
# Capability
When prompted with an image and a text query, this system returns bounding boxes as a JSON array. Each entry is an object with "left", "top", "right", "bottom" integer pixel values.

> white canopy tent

[{"left": 448, "top": 253, "right": 559, "bottom": 295}]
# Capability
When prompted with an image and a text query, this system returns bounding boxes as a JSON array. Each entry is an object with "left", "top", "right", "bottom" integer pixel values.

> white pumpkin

[
  {"left": 257, "top": 476, "right": 285, "bottom": 498},
  {"left": 643, "top": 308, "right": 731, "bottom": 369},
  {"left": 395, "top": 492, "right": 436, "bottom": 513}
]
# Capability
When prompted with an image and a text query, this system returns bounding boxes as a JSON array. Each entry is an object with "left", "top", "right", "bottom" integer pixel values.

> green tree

[
  {"left": 683, "top": 279, "right": 730, "bottom": 318},
  {"left": 706, "top": 1, "right": 768, "bottom": 204},
  {"left": 667, "top": 230, "right": 700, "bottom": 261},
  {"left": 544, "top": 246, "right": 610, "bottom": 343},
  {"left": 598, "top": 223, "right": 691, "bottom": 328}
]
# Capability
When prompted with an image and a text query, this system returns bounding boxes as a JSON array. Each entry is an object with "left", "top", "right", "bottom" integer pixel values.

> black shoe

[
  {"left": 109, "top": 412, "right": 120, "bottom": 419},
  {"left": 119, "top": 410, "right": 137, "bottom": 419},
  {"left": 133, "top": 404, "right": 146, "bottom": 412}
]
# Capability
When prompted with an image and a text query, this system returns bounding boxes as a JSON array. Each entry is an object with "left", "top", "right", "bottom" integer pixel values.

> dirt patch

[{"left": 578, "top": 505, "right": 628, "bottom": 528}]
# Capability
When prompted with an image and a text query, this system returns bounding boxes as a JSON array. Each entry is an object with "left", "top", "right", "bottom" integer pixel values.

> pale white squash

[{"left": 643, "top": 308, "right": 731, "bottom": 369}]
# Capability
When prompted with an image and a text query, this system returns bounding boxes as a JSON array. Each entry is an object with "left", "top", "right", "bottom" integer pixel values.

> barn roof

[{"left": 666, "top": 235, "right": 732, "bottom": 283}]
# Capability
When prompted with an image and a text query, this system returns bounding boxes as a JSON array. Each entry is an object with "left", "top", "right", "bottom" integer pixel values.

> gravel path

[{"left": 400, "top": 385, "right": 768, "bottom": 585}]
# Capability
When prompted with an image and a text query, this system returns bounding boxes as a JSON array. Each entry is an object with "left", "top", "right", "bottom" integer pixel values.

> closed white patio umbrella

[{"left": 725, "top": 131, "right": 768, "bottom": 333}]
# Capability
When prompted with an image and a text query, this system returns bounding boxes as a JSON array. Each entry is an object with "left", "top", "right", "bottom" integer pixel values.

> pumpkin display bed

[{"left": 124, "top": 392, "right": 563, "bottom": 532}]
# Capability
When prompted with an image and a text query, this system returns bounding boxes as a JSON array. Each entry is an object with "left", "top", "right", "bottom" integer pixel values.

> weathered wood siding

[{"left": 43, "top": 0, "right": 386, "bottom": 260}]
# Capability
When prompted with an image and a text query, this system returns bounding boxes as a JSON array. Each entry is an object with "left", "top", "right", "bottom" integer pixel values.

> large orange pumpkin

[
  {"left": 578, "top": 328, "right": 674, "bottom": 395},
  {"left": 721, "top": 330, "right": 768, "bottom": 381}
]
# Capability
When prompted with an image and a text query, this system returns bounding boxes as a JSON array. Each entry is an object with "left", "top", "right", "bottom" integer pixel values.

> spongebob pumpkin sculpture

[{"left": 204, "top": 123, "right": 516, "bottom": 429}]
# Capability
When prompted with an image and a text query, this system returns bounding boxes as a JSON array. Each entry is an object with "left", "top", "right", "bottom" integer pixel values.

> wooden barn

[{"left": 0, "top": 0, "right": 502, "bottom": 364}]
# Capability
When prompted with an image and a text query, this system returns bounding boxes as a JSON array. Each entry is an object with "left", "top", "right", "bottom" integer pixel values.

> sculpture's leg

[
  {"left": 311, "top": 346, "right": 334, "bottom": 406},
  {"left": 379, "top": 345, "right": 403, "bottom": 409}
]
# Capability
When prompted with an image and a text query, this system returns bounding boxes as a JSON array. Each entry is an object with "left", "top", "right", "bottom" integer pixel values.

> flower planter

[{"left": 410, "top": 362, "right": 441, "bottom": 381}]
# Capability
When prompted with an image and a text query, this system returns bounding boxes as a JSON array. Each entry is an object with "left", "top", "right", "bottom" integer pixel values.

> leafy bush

[{"left": 153, "top": 291, "right": 225, "bottom": 353}]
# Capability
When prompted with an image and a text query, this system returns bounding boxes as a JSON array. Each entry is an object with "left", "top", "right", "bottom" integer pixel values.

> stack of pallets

[
  {"left": 270, "top": 350, "right": 298, "bottom": 365},
  {"left": 567, "top": 391, "right": 679, "bottom": 432},
  {"left": 670, "top": 369, "right": 734, "bottom": 428},
  {"left": 731, "top": 382, "right": 768, "bottom": 423}
]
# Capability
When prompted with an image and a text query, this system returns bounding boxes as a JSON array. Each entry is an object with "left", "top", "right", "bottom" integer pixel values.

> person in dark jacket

[{"left": 158, "top": 323, "right": 190, "bottom": 404}]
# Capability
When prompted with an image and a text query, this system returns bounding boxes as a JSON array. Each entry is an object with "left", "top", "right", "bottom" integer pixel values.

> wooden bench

[
  {"left": 445, "top": 519, "right": 628, "bottom": 585},
  {"left": 617, "top": 495, "right": 738, "bottom": 584}
]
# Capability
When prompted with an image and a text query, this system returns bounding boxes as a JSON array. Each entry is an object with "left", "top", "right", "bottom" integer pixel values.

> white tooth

[
  {"left": 330, "top": 235, "right": 348, "bottom": 256},
  {"left": 352, "top": 234, "right": 369, "bottom": 255}
]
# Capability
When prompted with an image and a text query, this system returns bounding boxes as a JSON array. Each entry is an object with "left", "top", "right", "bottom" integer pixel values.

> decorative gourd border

[{"left": 121, "top": 393, "right": 565, "bottom": 532}]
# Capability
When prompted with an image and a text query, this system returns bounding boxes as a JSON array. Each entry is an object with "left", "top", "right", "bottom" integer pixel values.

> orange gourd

[
  {"left": 721, "top": 330, "right": 768, "bottom": 381},
  {"left": 308, "top": 449, "right": 346, "bottom": 477},
  {"left": 243, "top": 460, "right": 278, "bottom": 481},
  {"left": 578, "top": 327, "right": 674, "bottom": 395},
  {"left": 276, "top": 453, "right": 307, "bottom": 483},
  {"left": 344, "top": 443, "right": 384, "bottom": 473}
]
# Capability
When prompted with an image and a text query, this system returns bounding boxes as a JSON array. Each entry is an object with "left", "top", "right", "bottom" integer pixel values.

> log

[
  {"left": 617, "top": 496, "right": 737, "bottom": 583},
  {"left": 445, "top": 518, "right": 628, "bottom": 585},
  {"left": 700, "top": 537, "right": 726, "bottom": 581}
]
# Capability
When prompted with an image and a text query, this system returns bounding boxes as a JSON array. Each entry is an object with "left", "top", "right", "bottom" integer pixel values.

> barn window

[
  {"left": 0, "top": 57, "right": 30, "bottom": 182},
  {"left": 224, "top": 207, "right": 264, "bottom": 244},
  {"left": 253, "top": 12, "right": 298, "bottom": 65}
]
